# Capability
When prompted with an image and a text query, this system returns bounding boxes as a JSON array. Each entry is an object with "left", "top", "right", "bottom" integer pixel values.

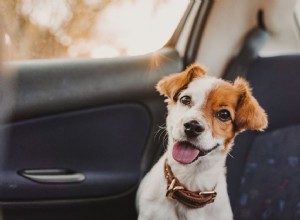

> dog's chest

[{"left": 174, "top": 203, "right": 215, "bottom": 220}]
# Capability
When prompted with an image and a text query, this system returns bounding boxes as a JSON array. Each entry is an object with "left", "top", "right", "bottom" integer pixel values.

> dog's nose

[{"left": 184, "top": 120, "right": 204, "bottom": 138}]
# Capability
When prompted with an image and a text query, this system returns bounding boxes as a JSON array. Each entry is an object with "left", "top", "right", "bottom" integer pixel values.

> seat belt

[{"left": 224, "top": 10, "right": 269, "bottom": 80}]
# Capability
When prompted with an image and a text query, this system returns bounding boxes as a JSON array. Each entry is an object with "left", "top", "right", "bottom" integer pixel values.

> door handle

[{"left": 19, "top": 169, "right": 85, "bottom": 184}]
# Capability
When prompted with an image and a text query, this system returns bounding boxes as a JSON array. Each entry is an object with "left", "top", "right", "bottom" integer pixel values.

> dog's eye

[
  {"left": 180, "top": 96, "right": 191, "bottom": 105},
  {"left": 216, "top": 109, "right": 231, "bottom": 122}
]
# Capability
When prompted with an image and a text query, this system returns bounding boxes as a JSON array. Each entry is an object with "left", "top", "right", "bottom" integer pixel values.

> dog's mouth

[{"left": 172, "top": 141, "right": 219, "bottom": 164}]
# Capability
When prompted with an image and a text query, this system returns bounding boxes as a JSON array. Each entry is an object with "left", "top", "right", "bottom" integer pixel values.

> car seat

[{"left": 226, "top": 54, "right": 300, "bottom": 220}]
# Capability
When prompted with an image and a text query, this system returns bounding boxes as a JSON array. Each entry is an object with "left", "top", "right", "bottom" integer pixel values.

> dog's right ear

[{"left": 156, "top": 64, "right": 206, "bottom": 100}]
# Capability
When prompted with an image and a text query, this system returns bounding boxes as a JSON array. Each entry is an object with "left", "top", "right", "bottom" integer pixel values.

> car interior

[{"left": 0, "top": 0, "right": 300, "bottom": 219}]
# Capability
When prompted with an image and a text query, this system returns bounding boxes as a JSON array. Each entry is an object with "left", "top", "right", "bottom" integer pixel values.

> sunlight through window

[{"left": 0, "top": 0, "right": 189, "bottom": 60}]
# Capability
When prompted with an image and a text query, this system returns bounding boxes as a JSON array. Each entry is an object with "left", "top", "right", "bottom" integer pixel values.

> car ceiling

[{"left": 195, "top": 0, "right": 300, "bottom": 78}]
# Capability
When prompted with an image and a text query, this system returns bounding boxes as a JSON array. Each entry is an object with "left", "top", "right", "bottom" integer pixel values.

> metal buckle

[
  {"left": 199, "top": 191, "right": 216, "bottom": 195},
  {"left": 167, "top": 179, "right": 176, "bottom": 191},
  {"left": 199, "top": 191, "right": 217, "bottom": 203},
  {"left": 166, "top": 179, "right": 184, "bottom": 199}
]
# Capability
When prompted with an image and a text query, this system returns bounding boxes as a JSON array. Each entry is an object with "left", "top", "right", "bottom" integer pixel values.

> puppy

[{"left": 136, "top": 65, "right": 268, "bottom": 220}]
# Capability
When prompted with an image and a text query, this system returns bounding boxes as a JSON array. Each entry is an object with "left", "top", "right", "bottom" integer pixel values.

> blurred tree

[
  {"left": 0, "top": 0, "right": 177, "bottom": 60},
  {"left": 1, "top": 0, "right": 67, "bottom": 60}
]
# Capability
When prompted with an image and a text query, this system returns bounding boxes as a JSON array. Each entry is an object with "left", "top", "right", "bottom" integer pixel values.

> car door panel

[
  {"left": 0, "top": 104, "right": 151, "bottom": 200},
  {"left": 0, "top": 48, "right": 183, "bottom": 219}
]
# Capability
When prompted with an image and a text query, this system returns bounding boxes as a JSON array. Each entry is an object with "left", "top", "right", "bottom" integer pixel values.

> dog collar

[{"left": 164, "top": 159, "right": 217, "bottom": 209}]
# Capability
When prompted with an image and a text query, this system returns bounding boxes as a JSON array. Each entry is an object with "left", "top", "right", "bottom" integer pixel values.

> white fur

[{"left": 136, "top": 76, "right": 233, "bottom": 220}]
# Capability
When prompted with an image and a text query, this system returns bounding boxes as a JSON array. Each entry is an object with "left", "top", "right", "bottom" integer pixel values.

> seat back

[{"left": 226, "top": 55, "right": 300, "bottom": 219}]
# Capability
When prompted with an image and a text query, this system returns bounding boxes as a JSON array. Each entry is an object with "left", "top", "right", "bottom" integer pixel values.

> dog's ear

[
  {"left": 156, "top": 64, "right": 206, "bottom": 100},
  {"left": 234, "top": 78, "right": 268, "bottom": 132}
]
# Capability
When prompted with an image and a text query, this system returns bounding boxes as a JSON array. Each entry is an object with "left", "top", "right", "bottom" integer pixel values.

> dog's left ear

[
  {"left": 234, "top": 78, "right": 268, "bottom": 132},
  {"left": 156, "top": 64, "right": 206, "bottom": 100}
]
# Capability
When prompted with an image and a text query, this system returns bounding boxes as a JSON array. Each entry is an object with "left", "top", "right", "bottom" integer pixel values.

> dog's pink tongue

[{"left": 172, "top": 142, "right": 200, "bottom": 164}]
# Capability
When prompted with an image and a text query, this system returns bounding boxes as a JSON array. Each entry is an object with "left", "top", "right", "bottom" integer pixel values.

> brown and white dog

[{"left": 136, "top": 65, "right": 268, "bottom": 220}]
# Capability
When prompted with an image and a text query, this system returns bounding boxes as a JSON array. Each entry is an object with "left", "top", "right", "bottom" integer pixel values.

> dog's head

[{"left": 156, "top": 64, "right": 268, "bottom": 165}]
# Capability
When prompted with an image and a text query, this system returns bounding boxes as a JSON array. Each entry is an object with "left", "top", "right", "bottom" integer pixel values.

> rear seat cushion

[{"left": 234, "top": 124, "right": 300, "bottom": 220}]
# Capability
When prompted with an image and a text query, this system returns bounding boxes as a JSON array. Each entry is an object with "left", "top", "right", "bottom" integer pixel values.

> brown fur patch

[
  {"left": 202, "top": 78, "right": 268, "bottom": 152},
  {"left": 202, "top": 81, "right": 239, "bottom": 152},
  {"left": 156, "top": 64, "right": 206, "bottom": 101}
]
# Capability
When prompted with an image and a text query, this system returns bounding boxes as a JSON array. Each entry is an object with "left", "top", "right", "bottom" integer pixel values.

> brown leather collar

[{"left": 164, "top": 159, "right": 217, "bottom": 209}]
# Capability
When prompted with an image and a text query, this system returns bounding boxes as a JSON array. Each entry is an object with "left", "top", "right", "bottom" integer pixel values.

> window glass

[{"left": 0, "top": 0, "right": 189, "bottom": 61}]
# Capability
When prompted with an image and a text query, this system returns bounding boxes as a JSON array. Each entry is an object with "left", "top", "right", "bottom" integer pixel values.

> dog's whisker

[
  {"left": 158, "top": 125, "right": 166, "bottom": 130},
  {"left": 227, "top": 152, "right": 234, "bottom": 158},
  {"left": 153, "top": 124, "right": 165, "bottom": 139},
  {"left": 154, "top": 124, "right": 167, "bottom": 144},
  {"left": 162, "top": 132, "right": 168, "bottom": 150},
  {"left": 158, "top": 129, "right": 165, "bottom": 142},
  {"left": 153, "top": 129, "right": 160, "bottom": 140},
  {"left": 153, "top": 123, "right": 168, "bottom": 151}
]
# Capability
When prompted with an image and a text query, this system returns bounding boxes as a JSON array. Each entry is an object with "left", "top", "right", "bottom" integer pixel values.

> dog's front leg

[{"left": 136, "top": 155, "right": 179, "bottom": 220}]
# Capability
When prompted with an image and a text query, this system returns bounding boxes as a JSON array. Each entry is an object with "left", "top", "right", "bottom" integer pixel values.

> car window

[{"left": 0, "top": 0, "right": 189, "bottom": 61}]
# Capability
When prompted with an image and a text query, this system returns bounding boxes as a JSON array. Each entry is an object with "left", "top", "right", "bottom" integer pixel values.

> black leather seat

[{"left": 226, "top": 55, "right": 300, "bottom": 220}]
